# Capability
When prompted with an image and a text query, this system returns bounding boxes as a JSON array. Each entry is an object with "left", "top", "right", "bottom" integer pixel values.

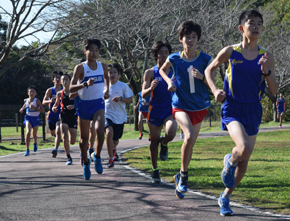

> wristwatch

[
  {"left": 263, "top": 70, "right": 271, "bottom": 77},
  {"left": 83, "top": 82, "right": 88, "bottom": 88},
  {"left": 120, "top": 96, "right": 123, "bottom": 101}
]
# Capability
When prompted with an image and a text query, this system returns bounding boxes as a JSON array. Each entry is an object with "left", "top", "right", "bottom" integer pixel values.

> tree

[{"left": 0, "top": 0, "right": 78, "bottom": 77}]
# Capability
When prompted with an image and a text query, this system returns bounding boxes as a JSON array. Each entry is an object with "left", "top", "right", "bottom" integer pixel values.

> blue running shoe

[
  {"left": 177, "top": 172, "right": 188, "bottom": 193},
  {"left": 218, "top": 193, "right": 233, "bottom": 216},
  {"left": 159, "top": 137, "right": 168, "bottom": 161},
  {"left": 221, "top": 154, "right": 236, "bottom": 188},
  {"left": 173, "top": 173, "right": 185, "bottom": 199},
  {"left": 83, "top": 158, "right": 91, "bottom": 180},
  {"left": 33, "top": 143, "right": 38, "bottom": 152},
  {"left": 91, "top": 152, "right": 103, "bottom": 174},
  {"left": 52, "top": 148, "right": 58, "bottom": 158},
  {"left": 66, "top": 157, "right": 73, "bottom": 165},
  {"left": 24, "top": 149, "right": 30, "bottom": 156}
]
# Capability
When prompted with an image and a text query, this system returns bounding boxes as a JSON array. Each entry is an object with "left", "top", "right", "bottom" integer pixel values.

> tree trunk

[{"left": 264, "top": 87, "right": 277, "bottom": 122}]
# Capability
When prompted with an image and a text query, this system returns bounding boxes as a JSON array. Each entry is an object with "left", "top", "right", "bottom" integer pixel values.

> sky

[{"left": 0, "top": 1, "right": 55, "bottom": 47}]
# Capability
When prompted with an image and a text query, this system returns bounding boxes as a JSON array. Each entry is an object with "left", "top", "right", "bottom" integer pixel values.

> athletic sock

[
  {"left": 152, "top": 167, "right": 159, "bottom": 171},
  {"left": 222, "top": 191, "right": 231, "bottom": 199},
  {"left": 229, "top": 157, "right": 237, "bottom": 167},
  {"left": 67, "top": 154, "right": 71, "bottom": 159},
  {"left": 96, "top": 155, "right": 100, "bottom": 159}
]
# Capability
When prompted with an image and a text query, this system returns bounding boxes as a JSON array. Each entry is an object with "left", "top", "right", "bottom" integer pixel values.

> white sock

[
  {"left": 229, "top": 157, "right": 237, "bottom": 167},
  {"left": 222, "top": 191, "right": 231, "bottom": 199}
]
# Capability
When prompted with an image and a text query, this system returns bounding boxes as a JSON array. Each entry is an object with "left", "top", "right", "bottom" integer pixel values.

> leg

[
  {"left": 148, "top": 122, "right": 162, "bottom": 169},
  {"left": 138, "top": 112, "right": 144, "bottom": 139},
  {"left": 105, "top": 126, "right": 114, "bottom": 158},
  {"left": 162, "top": 115, "right": 177, "bottom": 145},
  {"left": 25, "top": 122, "right": 32, "bottom": 150},
  {"left": 69, "top": 128, "right": 77, "bottom": 145},
  {"left": 89, "top": 120, "right": 96, "bottom": 150},
  {"left": 78, "top": 117, "right": 90, "bottom": 164},
  {"left": 280, "top": 112, "right": 284, "bottom": 126},
  {"left": 54, "top": 123, "right": 61, "bottom": 150},
  {"left": 93, "top": 109, "right": 105, "bottom": 157},
  {"left": 32, "top": 125, "right": 39, "bottom": 152},
  {"left": 60, "top": 123, "right": 70, "bottom": 155}
]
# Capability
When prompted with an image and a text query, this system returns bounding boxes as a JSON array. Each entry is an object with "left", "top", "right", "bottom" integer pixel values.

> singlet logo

[
  {"left": 93, "top": 76, "right": 104, "bottom": 82},
  {"left": 155, "top": 77, "right": 163, "bottom": 81},
  {"left": 232, "top": 59, "right": 243, "bottom": 65}
]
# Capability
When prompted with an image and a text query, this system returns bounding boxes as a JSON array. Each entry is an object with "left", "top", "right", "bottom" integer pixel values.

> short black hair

[
  {"left": 239, "top": 9, "right": 263, "bottom": 25},
  {"left": 61, "top": 73, "right": 71, "bottom": 81},
  {"left": 83, "top": 38, "right": 101, "bottom": 50},
  {"left": 28, "top": 85, "right": 38, "bottom": 94},
  {"left": 151, "top": 41, "right": 172, "bottom": 61},
  {"left": 280, "top": 91, "right": 284, "bottom": 95},
  {"left": 177, "top": 20, "right": 201, "bottom": 41},
  {"left": 52, "top": 71, "right": 63, "bottom": 80},
  {"left": 108, "top": 63, "right": 123, "bottom": 76}
]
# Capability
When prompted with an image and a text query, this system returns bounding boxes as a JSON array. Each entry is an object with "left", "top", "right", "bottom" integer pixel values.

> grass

[{"left": 123, "top": 129, "right": 290, "bottom": 215}]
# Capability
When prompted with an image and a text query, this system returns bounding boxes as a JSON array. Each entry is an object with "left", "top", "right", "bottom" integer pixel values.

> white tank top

[
  {"left": 26, "top": 98, "right": 40, "bottom": 117},
  {"left": 78, "top": 61, "right": 105, "bottom": 101}
]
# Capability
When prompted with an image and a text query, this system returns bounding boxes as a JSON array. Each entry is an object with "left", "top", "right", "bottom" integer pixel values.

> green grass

[{"left": 123, "top": 129, "right": 290, "bottom": 215}]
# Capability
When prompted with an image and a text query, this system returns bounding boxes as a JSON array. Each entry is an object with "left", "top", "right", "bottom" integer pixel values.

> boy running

[
  {"left": 277, "top": 92, "right": 286, "bottom": 128},
  {"left": 159, "top": 21, "right": 212, "bottom": 197},
  {"left": 70, "top": 38, "right": 109, "bottom": 180},
  {"left": 19, "top": 86, "right": 45, "bottom": 156},
  {"left": 53, "top": 74, "right": 78, "bottom": 165},
  {"left": 43, "top": 71, "right": 63, "bottom": 158},
  {"left": 104, "top": 63, "right": 133, "bottom": 166},
  {"left": 205, "top": 10, "right": 277, "bottom": 216},
  {"left": 142, "top": 41, "right": 177, "bottom": 183}
]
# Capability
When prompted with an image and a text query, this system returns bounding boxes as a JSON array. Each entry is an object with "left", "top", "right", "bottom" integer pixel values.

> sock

[
  {"left": 84, "top": 161, "right": 89, "bottom": 165},
  {"left": 229, "top": 157, "right": 237, "bottom": 167},
  {"left": 96, "top": 155, "right": 100, "bottom": 159},
  {"left": 152, "top": 167, "right": 159, "bottom": 171},
  {"left": 67, "top": 154, "right": 71, "bottom": 159},
  {"left": 222, "top": 191, "right": 231, "bottom": 199},
  {"left": 110, "top": 157, "right": 114, "bottom": 160},
  {"left": 181, "top": 170, "right": 188, "bottom": 175}
]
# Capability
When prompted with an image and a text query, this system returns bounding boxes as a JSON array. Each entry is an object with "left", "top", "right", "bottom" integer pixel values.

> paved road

[{"left": 0, "top": 126, "right": 289, "bottom": 220}]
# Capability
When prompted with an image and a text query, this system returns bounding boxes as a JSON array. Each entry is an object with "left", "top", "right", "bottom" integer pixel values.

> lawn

[{"left": 123, "top": 129, "right": 290, "bottom": 215}]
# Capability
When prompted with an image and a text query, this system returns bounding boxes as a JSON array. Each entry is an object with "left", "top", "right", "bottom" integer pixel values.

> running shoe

[
  {"left": 177, "top": 172, "right": 188, "bottom": 193},
  {"left": 66, "top": 157, "right": 73, "bottom": 165},
  {"left": 107, "top": 157, "right": 114, "bottom": 168},
  {"left": 218, "top": 192, "right": 233, "bottom": 216},
  {"left": 159, "top": 137, "right": 168, "bottom": 161},
  {"left": 24, "top": 149, "right": 30, "bottom": 156},
  {"left": 221, "top": 154, "right": 236, "bottom": 189},
  {"left": 52, "top": 148, "right": 58, "bottom": 158},
  {"left": 83, "top": 158, "right": 91, "bottom": 180},
  {"left": 152, "top": 169, "right": 160, "bottom": 183},
  {"left": 173, "top": 173, "right": 185, "bottom": 199},
  {"left": 91, "top": 152, "right": 103, "bottom": 174},
  {"left": 33, "top": 143, "right": 38, "bottom": 152},
  {"left": 139, "top": 133, "right": 143, "bottom": 140},
  {"left": 148, "top": 134, "right": 151, "bottom": 141}
]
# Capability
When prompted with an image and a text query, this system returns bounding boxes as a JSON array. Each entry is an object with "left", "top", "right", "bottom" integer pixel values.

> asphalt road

[{"left": 0, "top": 126, "right": 289, "bottom": 220}]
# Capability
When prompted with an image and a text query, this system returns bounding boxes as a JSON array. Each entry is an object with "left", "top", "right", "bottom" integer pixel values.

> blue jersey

[
  {"left": 49, "top": 87, "right": 61, "bottom": 114},
  {"left": 138, "top": 92, "right": 150, "bottom": 112},
  {"left": 224, "top": 44, "right": 266, "bottom": 103},
  {"left": 278, "top": 97, "right": 285, "bottom": 111},
  {"left": 168, "top": 51, "right": 211, "bottom": 111},
  {"left": 149, "top": 65, "right": 172, "bottom": 107}
]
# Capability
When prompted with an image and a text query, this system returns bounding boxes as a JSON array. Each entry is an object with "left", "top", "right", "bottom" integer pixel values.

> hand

[
  {"left": 259, "top": 53, "right": 270, "bottom": 75},
  {"left": 213, "top": 89, "right": 226, "bottom": 103},
  {"left": 191, "top": 67, "right": 203, "bottom": 80},
  {"left": 168, "top": 80, "right": 176, "bottom": 92},
  {"left": 87, "top": 78, "right": 95, "bottom": 86},
  {"left": 19, "top": 109, "right": 23, "bottom": 113},
  {"left": 66, "top": 105, "right": 74, "bottom": 110},
  {"left": 104, "top": 90, "right": 110, "bottom": 99},
  {"left": 50, "top": 97, "right": 56, "bottom": 103},
  {"left": 52, "top": 107, "right": 58, "bottom": 113},
  {"left": 134, "top": 105, "right": 138, "bottom": 109},
  {"left": 150, "top": 79, "right": 159, "bottom": 90},
  {"left": 112, "top": 96, "right": 121, "bottom": 103}
]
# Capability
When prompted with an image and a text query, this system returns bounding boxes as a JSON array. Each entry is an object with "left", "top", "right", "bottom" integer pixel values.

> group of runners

[{"left": 19, "top": 9, "right": 282, "bottom": 216}]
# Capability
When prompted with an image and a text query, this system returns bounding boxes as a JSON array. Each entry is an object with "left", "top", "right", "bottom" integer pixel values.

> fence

[{"left": 0, "top": 105, "right": 46, "bottom": 143}]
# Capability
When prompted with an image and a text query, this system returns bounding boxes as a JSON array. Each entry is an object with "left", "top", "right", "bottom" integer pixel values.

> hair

[
  {"left": 83, "top": 38, "right": 101, "bottom": 50},
  {"left": 177, "top": 20, "right": 201, "bottom": 41},
  {"left": 151, "top": 41, "right": 172, "bottom": 61},
  {"left": 239, "top": 9, "right": 263, "bottom": 25},
  {"left": 280, "top": 91, "right": 284, "bottom": 95},
  {"left": 61, "top": 73, "right": 71, "bottom": 81},
  {"left": 52, "top": 71, "right": 63, "bottom": 80},
  {"left": 28, "top": 85, "right": 38, "bottom": 94},
  {"left": 108, "top": 63, "right": 123, "bottom": 76}
]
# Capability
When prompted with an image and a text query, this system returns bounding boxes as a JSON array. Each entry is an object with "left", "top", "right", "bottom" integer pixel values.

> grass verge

[{"left": 123, "top": 129, "right": 290, "bottom": 215}]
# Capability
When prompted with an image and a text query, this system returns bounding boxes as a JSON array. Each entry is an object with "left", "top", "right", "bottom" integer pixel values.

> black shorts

[
  {"left": 60, "top": 112, "right": 78, "bottom": 129},
  {"left": 105, "top": 118, "right": 124, "bottom": 141},
  {"left": 49, "top": 121, "right": 59, "bottom": 131}
]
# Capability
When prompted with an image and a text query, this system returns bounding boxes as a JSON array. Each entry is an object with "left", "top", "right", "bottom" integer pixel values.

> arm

[
  {"left": 259, "top": 52, "right": 278, "bottom": 96},
  {"left": 42, "top": 88, "right": 53, "bottom": 106},
  {"left": 204, "top": 46, "right": 232, "bottom": 103},
  {"left": 112, "top": 96, "right": 132, "bottom": 104},
  {"left": 35, "top": 99, "right": 45, "bottom": 113},
  {"left": 69, "top": 92, "right": 79, "bottom": 99},
  {"left": 142, "top": 68, "right": 158, "bottom": 98},
  {"left": 134, "top": 99, "right": 139, "bottom": 109},
  {"left": 70, "top": 64, "right": 94, "bottom": 93},
  {"left": 19, "top": 102, "right": 26, "bottom": 113},
  {"left": 52, "top": 92, "right": 61, "bottom": 113},
  {"left": 159, "top": 59, "right": 176, "bottom": 92},
  {"left": 102, "top": 63, "right": 110, "bottom": 99}
]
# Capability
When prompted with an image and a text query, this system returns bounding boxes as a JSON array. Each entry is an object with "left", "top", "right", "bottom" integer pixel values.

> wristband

[
  {"left": 120, "top": 96, "right": 123, "bottom": 101},
  {"left": 263, "top": 70, "right": 271, "bottom": 77},
  {"left": 202, "top": 75, "right": 205, "bottom": 81}
]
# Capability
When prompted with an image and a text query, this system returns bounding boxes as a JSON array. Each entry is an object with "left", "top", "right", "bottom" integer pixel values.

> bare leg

[
  {"left": 161, "top": 115, "right": 177, "bottom": 145},
  {"left": 89, "top": 120, "right": 96, "bottom": 150},
  {"left": 25, "top": 122, "right": 32, "bottom": 150},
  {"left": 93, "top": 109, "right": 105, "bottom": 157},
  {"left": 60, "top": 123, "right": 70, "bottom": 155},
  {"left": 78, "top": 117, "right": 90, "bottom": 164},
  {"left": 148, "top": 122, "right": 162, "bottom": 169},
  {"left": 54, "top": 124, "right": 61, "bottom": 150},
  {"left": 105, "top": 126, "right": 114, "bottom": 158},
  {"left": 32, "top": 125, "right": 38, "bottom": 145},
  {"left": 138, "top": 112, "right": 144, "bottom": 134}
]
